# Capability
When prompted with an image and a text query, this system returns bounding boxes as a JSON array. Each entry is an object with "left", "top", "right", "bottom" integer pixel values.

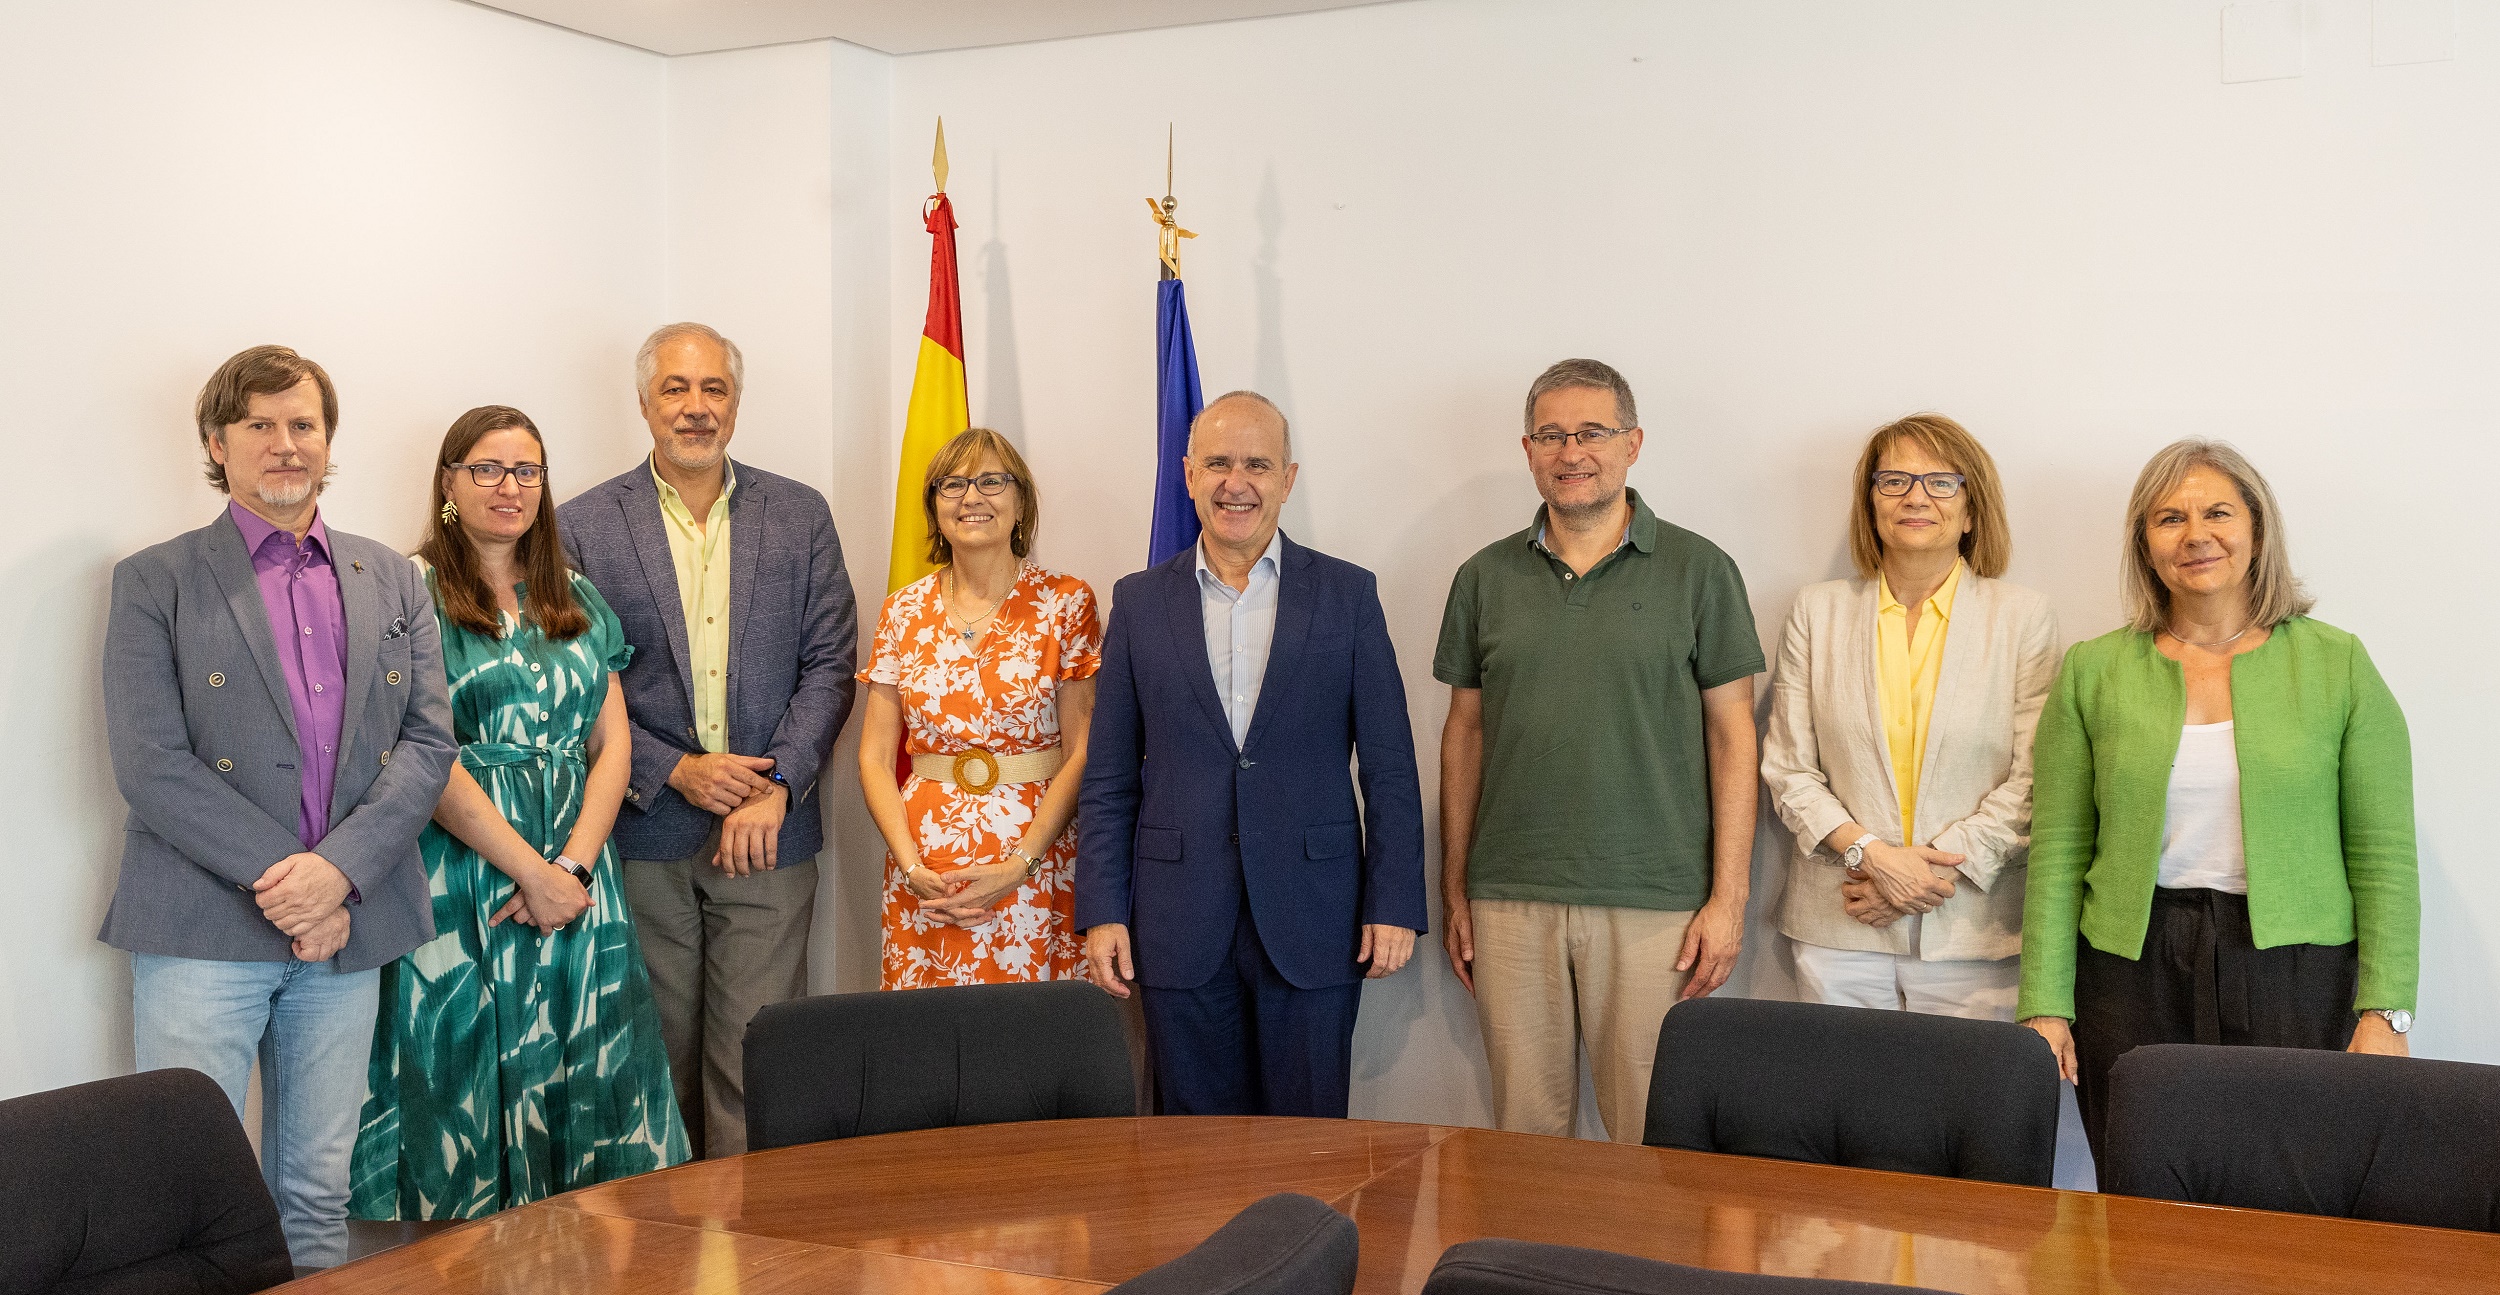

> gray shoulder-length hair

[{"left": 2122, "top": 438, "right": 2314, "bottom": 633}]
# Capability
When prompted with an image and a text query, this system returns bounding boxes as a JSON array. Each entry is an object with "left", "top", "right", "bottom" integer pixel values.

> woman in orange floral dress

[{"left": 857, "top": 429, "right": 1100, "bottom": 988}]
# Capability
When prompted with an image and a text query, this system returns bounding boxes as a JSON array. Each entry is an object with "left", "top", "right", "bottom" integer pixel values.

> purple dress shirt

[{"left": 229, "top": 501, "right": 349, "bottom": 851}]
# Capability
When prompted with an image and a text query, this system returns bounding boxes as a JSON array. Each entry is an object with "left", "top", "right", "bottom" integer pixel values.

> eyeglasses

[
  {"left": 447, "top": 461, "right": 546, "bottom": 488},
  {"left": 1526, "top": 427, "right": 1633, "bottom": 452},
  {"left": 936, "top": 472, "right": 1019, "bottom": 499},
  {"left": 1872, "top": 471, "right": 1966, "bottom": 499}
]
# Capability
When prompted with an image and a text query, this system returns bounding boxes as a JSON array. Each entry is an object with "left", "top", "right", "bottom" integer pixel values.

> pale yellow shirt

[
  {"left": 1876, "top": 559, "right": 1964, "bottom": 840},
  {"left": 651, "top": 457, "right": 735, "bottom": 753}
]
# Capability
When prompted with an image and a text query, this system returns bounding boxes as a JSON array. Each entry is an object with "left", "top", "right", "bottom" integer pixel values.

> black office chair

[
  {"left": 1642, "top": 997, "right": 2061, "bottom": 1187},
  {"left": 744, "top": 980, "right": 1135, "bottom": 1151},
  {"left": 1105, "top": 1193, "right": 1357, "bottom": 1295},
  {"left": 2102, "top": 1043, "right": 2500, "bottom": 1231},
  {"left": 0, "top": 1068, "right": 293, "bottom": 1295},
  {"left": 1421, "top": 1239, "right": 1953, "bottom": 1295}
]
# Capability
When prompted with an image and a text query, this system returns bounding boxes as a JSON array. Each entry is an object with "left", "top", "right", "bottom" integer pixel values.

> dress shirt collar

[
  {"left": 1878, "top": 558, "right": 1966, "bottom": 622},
  {"left": 1194, "top": 528, "right": 1284, "bottom": 592},
  {"left": 648, "top": 454, "right": 737, "bottom": 512},
  {"left": 228, "top": 499, "right": 329, "bottom": 562}
]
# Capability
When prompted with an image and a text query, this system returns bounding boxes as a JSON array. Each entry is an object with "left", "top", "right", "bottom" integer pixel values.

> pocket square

[{"left": 381, "top": 616, "right": 410, "bottom": 641}]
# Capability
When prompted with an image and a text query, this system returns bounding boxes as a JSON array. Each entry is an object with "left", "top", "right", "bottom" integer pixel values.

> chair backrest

[
  {"left": 2102, "top": 1043, "right": 2500, "bottom": 1231},
  {"left": 0, "top": 1068, "right": 293, "bottom": 1295},
  {"left": 1642, "top": 997, "right": 2060, "bottom": 1187},
  {"left": 1105, "top": 1193, "right": 1357, "bottom": 1295},
  {"left": 743, "top": 980, "right": 1136, "bottom": 1151},
  {"left": 1421, "top": 1239, "right": 1952, "bottom": 1295}
]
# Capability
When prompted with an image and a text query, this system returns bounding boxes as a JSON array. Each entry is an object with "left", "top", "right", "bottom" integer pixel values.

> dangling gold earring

[{"left": 440, "top": 499, "right": 459, "bottom": 525}]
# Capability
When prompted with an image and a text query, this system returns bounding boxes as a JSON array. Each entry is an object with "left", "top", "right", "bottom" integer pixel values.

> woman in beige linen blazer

[{"left": 1761, "top": 414, "right": 2060, "bottom": 1020}]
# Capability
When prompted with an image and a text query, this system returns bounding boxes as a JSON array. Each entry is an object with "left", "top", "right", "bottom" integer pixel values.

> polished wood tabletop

[{"left": 278, "top": 1117, "right": 2500, "bottom": 1293}]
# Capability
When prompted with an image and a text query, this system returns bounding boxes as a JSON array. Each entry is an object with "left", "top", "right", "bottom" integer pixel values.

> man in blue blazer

[
  {"left": 1078, "top": 390, "right": 1427, "bottom": 1118},
  {"left": 557, "top": 323, "right": 857, "bottom": 1156}
]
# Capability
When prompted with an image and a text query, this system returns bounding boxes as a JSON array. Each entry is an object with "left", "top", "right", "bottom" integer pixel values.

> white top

[
  {"left": 2158, "top": 720, "right": 2249, "bottom": 894},
  {"left": 1194, "top": 530, "right": 1284, "bottom": 749}
]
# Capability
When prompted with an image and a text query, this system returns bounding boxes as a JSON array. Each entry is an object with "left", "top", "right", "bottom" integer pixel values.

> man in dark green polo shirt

[{"left": 1435, "top": 357, "right": 1764, "bottom": 1143}]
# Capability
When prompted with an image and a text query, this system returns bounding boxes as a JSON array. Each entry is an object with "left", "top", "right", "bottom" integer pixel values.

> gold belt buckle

[{"left": 952, "top": 747, "right": 1001, "bottom": 794}]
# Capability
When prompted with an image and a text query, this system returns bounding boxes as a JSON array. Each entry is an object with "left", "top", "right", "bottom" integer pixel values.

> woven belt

[{"left": 909, "top": 744, "right": 1065, "bottom": 795}]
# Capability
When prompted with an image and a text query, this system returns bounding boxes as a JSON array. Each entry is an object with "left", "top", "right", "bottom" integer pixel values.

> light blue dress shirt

[{"left": 1195, "top": 531, "right": 1285, "bottom": 749}]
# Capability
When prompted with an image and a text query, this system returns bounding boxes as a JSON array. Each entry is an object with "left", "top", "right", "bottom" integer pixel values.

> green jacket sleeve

[
  {"left": 2340, "top": 639, "right": 2419, "bottom": 1012},
  {"left": 2017, "top": 645, "right": 2097, "bottom": 1021}
]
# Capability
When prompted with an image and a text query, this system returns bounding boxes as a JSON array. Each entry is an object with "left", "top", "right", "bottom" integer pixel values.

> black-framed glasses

[
  {"left": 447, "top": 461, "right": 546, "bottom": 488},
  {"left": 1872, "top": 470, "right": 1966, "bottom": 499},
  {"left": 1526, "top": 427, "right": 1633, "bottom": 452},
  {"left": 936, "top": 471, "right": 1019, "bottom": 499}
]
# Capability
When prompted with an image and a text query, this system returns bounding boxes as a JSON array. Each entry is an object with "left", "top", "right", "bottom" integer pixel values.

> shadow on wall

[{"left": 979, "top": 153, "right": 1025, "bottom": 439}]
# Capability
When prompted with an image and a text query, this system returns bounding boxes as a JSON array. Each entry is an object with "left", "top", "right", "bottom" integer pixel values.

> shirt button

[
  {"left": 530, "top": 663, "right": 541, "bottom": 673},
  {"left": 302, "top": 626, "right": 313, "bottom": 635},
  {"left": 312, "top": 684, "right": 323, "bottom": 693}
]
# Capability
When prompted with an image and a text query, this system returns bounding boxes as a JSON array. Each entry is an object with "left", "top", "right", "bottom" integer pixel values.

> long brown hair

[{"left": 418, "top": 406, "right": 589, "bottom": 640}]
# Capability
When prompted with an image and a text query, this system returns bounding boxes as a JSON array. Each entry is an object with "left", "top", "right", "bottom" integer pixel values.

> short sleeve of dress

[
  {"left": 570, "top": 571, "right": 635, "bottom": 673},
  {"left": 861, "top": 587, "right": 910, "bottom": 687},
  {"left": 1056, "top": 578, "right": 1103, "bottom": 683}
]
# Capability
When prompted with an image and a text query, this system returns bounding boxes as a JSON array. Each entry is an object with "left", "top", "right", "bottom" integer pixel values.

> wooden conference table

[{"left": 278, "top": 1117, "right": 2499, "bottom": 1294}]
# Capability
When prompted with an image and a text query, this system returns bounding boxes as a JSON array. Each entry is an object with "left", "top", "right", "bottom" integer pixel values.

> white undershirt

[{"left": 2158, "top": 720, "right": 2249, "bottom": 894}]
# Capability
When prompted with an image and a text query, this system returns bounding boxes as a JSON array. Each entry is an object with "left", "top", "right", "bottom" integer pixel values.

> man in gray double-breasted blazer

[
  {"left": 101, "top": 345, "right": 455, "bottom": 1269},
  {"left": 558, "top": 322, "right": 857, "bottom": 1157}
]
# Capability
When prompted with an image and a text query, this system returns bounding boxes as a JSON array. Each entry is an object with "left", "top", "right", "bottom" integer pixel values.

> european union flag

[{"left": 1148, "top": 276, "right": 1204, "bottom": 565}]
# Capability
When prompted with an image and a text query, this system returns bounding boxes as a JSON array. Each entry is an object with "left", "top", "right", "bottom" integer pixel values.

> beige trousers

[
  {"left": 1471, "top": 899, "right": 1695, "bottom": 1144},
  {"left": 622, "top": 827, "right": 817, "bottom": 1159}
]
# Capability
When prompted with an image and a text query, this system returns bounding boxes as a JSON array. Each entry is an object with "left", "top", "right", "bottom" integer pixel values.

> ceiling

[{"left": 469, "top": 0, "right": 1397, "bottom": 56}]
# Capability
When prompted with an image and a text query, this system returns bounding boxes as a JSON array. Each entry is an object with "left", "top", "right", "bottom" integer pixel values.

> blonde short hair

[
  {"left": 921, "top": 428, "right": 1038, "bottom": 566},
  {"left": 1847, "top": 413, "right": 2011, "bottom": 580},
  {"left": 2121, "top": 439, "right": 2313, "bottom": 633}
]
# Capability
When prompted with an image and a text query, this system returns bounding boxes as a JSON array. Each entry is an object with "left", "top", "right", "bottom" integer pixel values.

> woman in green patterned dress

[{"left": 350, "top": 406, "right": 689, "bottom": 1220}]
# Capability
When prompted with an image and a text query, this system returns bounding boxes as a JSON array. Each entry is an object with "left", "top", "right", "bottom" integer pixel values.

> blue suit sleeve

[
  {"left": 1350, "top": 572, "right": 1429, "bottom": 932},
  {"left": 1076, "top": 588, "right": 1145, "bottom": 933}
]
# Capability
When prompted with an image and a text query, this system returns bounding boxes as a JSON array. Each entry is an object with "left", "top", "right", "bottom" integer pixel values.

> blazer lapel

[
  {"left": 620, "top": 473, "right": 697, "bottom": 713},
  {"left": 1855, "top": 577, "right": 1903, "bottom": 827},
  {"left": 724, "top": 465, "right": 765, "bottom": 722},
  {"left": 330, "top": 546, "right": 381, "bottom": 775},
  {"left": 202, "top": 512, "right": 299, "bottom": 746},
  {"left": 1158, "top": 550, "right": 1237, "bottom": 755},
  {"left": 1916, "top": 571, "right": 1987, "bottom": 831},
  {"left": 1239, "top": 535, "right": 1314, "bottom": 756}
]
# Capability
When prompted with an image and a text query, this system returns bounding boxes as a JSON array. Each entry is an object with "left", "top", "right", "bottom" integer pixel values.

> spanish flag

[{"left": 887, "top": 144, "right": 968, "bottom": 592}]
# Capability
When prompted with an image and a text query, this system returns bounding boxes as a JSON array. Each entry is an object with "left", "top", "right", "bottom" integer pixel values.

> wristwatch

[
  {"left": 1840, "top": 833, "right": 1880, "bottom": 875},
  {"left": 1009, "top": 850, "right": 1041, "bottom": 880},
  {"left": 551, "top": 854, "right": 594, "bottom": 889},
  {"left": 2370, "top": 1008, "right": 2413, "bottom": 1034}
]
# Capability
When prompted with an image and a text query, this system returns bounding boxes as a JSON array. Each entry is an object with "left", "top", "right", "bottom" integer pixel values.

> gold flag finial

[
  {"left": 1147, "top": 124, "right": 1195, "bottom": 279},
  {"left": 933, "top": 117, "right": 949, "bottom": 193}
]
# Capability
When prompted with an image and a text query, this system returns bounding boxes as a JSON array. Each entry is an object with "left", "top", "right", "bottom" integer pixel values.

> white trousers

[{"left": 1790, "top": 940, "right": 2019, "bottom": 1022}]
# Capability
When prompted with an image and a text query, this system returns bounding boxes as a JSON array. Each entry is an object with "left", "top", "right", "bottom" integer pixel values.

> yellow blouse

[{"left": 1876, "top": 560, "right": 1964, "bottom": 840}]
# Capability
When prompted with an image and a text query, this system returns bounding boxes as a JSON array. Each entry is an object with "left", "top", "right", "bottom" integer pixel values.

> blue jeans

[{"left": 131, "top": 953, "right": 380, "bottom": 1269}]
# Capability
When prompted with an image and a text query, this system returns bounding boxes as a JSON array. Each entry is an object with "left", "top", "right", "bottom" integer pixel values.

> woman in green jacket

[{"left": 2017, "top": 439, "right": 2417, "bottom": 1165}]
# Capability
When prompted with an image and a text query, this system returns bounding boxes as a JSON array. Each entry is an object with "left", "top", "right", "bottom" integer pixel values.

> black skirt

[{"left": 2071, "top": 886, "right": 2358, "bottom": 1168}]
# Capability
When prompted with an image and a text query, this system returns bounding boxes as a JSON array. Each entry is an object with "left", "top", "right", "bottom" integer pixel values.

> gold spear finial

[
  {"left": 1147, "top": 123, "right": 1195, "bottom": 279},
  {"left": 933, "top": 117, "right": 949, "bottom": 193}
]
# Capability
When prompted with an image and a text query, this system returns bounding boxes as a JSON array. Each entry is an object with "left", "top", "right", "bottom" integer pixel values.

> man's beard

[
  {"left": 658, "top": 427, "right": 726, "bottom": 472},
  {"left": 253, "top": 472, "right": 317, "bottom": 509}
]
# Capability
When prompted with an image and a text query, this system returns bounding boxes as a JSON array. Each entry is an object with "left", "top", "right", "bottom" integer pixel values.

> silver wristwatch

[
  {"left": 1840, "top": 832, "right": 1880, "bottom": 875},
  {"left": 2371, "top": 1008, "right": 2413, "bottom": 1034}
]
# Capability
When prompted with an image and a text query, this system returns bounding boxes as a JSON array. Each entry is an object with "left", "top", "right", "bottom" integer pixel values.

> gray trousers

[{"left": 622, "top": 827, "right": 817, "bottom": 1158}]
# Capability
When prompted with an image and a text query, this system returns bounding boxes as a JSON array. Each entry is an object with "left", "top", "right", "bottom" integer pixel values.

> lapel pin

[{"left": 352, "top": 560, "right": 365, "bottom": 573}]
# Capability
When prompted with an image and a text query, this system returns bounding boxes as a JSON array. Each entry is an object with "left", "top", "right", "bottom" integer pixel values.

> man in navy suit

[{"left": 1077, "top": 390, "right": 1427, "bottom": 1118}]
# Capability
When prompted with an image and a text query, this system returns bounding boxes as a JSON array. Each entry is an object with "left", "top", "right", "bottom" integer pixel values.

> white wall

[
  {"left": 882, "top": 0, "right": 2500, "bottom": 1128},
  {"left": 0, "top": 0, "right": 665, "bottom": 1099}
]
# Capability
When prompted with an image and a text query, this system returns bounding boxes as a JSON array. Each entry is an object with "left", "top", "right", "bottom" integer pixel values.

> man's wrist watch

[
  {"left": 2370, "top": 1008, "right": 2413, "bottom": 1034},
  {"left": 551, "top": 855, "right": 593, "bottom": 889},
  {"left": 1840, "top": 833, "right": 1880, "bottom": 875}
]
